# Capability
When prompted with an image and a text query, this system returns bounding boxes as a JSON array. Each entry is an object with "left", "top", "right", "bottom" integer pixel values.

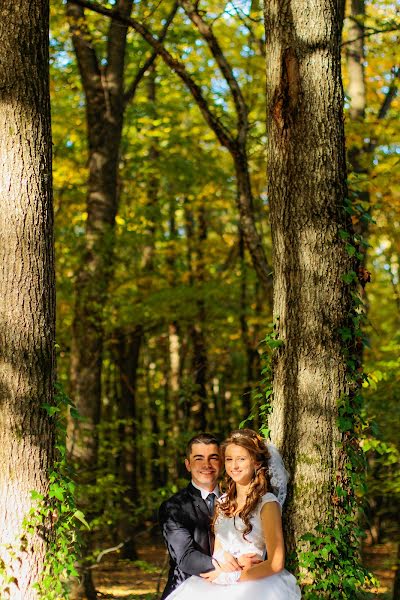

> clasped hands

[{"left": 200, "top": 551, "right": 261, "bottom": 585}]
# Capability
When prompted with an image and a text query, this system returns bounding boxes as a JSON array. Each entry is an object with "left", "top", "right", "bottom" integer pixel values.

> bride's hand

[
  {"left": 200, "top": 560, "right": 241, "bottom": 585},
  {"left": 200, "top": 557, "right": 240, "bottom": 582},
  {"left": 219, "top": 551, "right": 241, "bottom": 572},
  {"left": 211, "top": 549, "right": 241, "bottom": 572},
  {"left": 237, "top": 552, "right": 262, "bottom": 570}
]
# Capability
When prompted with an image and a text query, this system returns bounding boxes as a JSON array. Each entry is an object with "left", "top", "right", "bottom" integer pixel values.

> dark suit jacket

[{"left": 159, "top": 483, "right": 215, "bottom": 599}]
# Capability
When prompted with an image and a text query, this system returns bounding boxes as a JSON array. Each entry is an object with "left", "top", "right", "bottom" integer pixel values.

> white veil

[{"left": 265, "top": 442, "right": 289, "bottom": 508}]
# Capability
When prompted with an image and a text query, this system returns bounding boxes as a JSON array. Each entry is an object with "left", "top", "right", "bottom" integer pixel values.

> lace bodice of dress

[{"left": 214, "top": 492, "right": 279, "bottom": 559}]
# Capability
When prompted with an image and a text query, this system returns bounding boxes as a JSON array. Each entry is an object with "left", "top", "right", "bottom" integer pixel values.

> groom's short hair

[{"left": 186, "top": 433, "right": 220, "bottom": 458}]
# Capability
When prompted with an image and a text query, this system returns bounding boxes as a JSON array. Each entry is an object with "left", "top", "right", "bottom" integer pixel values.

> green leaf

[{"left": 73, "top": 509, "right": 90, "bottom": 529}]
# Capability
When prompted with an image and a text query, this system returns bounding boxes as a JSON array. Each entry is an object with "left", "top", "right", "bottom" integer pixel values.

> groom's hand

[{"left": 200, "top": 558, "right": 224, "bottom": 581}]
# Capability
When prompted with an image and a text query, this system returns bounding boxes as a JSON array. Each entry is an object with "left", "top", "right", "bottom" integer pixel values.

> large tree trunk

[
  {"left": 0, "top": 1, "right": 56, "bottom": 597},
  {"left": 264, "top": 0, "right": 351, "bottom": 553}
]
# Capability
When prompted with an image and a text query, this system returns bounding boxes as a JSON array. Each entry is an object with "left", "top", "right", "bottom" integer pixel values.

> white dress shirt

[{"left": 191, "top": 480, "right": 220, "bottom": 500}]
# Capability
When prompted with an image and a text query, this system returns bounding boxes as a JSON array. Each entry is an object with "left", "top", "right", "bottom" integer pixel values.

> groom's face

[{"left": 185, "top": 442, "right": 221, "bottom": 491}]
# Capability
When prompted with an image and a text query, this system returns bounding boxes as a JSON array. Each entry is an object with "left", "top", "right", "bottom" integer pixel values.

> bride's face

[{"left": 224, "top": 443, "right": 258, "bottom": 487}]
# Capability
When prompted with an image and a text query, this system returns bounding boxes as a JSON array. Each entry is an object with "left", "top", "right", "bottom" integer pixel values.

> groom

[{"left": 159, "top": 433, "right": 238, "bottom": 599}]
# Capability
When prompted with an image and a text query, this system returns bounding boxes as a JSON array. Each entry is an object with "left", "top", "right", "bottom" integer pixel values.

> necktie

[{"left": 206, "top": 492, "right": 216, "bottom": 515}]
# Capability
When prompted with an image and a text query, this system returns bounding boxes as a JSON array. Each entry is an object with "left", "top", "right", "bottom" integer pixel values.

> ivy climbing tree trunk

[
  {"left": 0, "top": 1, "right": 56, "bottom": 598},
  {"left": 264, "top": 0, "right": 351, "bottom": 556}
]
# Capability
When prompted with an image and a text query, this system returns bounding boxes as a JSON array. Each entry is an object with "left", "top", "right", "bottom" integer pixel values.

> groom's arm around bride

[{"left": 159, "top": 433, "right": 235, "bottom": 598}]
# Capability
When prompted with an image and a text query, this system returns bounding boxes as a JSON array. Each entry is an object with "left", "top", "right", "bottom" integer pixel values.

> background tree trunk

[
  {"left": 264, "top": 0, "right": 351, "bottom": 553},
  {"left": 66, "top": 0, "right": 131, "bottom": 472},
  {"left": 115, "top": 327, "right": 141, "bottom": 559},
  {"left": 0, "top": 1, "right": 56, "bottom": 597},
  {"left": 66, "top": 3, "right": 133, "bottom": 596}
]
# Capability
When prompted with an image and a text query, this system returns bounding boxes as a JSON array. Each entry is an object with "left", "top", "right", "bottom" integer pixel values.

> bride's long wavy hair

[{"left": 213, "top": 429, "right": 272, "bottom": 538}]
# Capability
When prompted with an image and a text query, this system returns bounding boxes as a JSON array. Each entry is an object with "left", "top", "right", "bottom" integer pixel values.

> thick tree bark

[
  {"left": 392, "top": 541, "right": 400, "bottom": 600},
  {"left": 264, "top": 0, "right": 351, "bottom": 553},
  {"left": 0, "top": 1, "right": 56, "bottom": 598}
]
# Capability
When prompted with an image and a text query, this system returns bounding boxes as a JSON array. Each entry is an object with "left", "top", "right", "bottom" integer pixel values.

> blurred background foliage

[{"left": 49, "top": 0, "right": 399, "bottom": 589}]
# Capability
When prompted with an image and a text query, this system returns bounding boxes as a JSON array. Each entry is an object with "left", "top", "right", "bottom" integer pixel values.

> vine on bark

[
  {"left": 244, "top": 188, "right": 381, "bottom": 597},
  {"left": 296, "top": 190, "right": 378, "bottom": 598},
  {"left": 240, "top": 321, "right": 282, "bottom": 436},
  {"left": 0, "top": 383, "right": 85, "bottom": 599}
]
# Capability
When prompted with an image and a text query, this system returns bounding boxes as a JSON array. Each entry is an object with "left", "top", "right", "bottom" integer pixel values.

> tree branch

[
  {"left": 66, "top": 0, "right": 101, "bottom": 90},
  {"left": 123, "top": 1, "right": 179, "bottom": 106},
  {"left": 229, "top": 1, "right": 265, "bottom": 57},
  {"left": 377, "top": 66, "right": 399, "bottom": 120},
  {"left": 66, "top": 0, "right": 110, "bottom": 147},
  {"left": 69, "top": 0, "right": 235, "bottom": 151},
  {"left": 365, "top": 66, "right": 400, "bottom": 154},
  {"left": 341, "top": 25, "right": 400, "bottom": 46},
  {"left": 107, "top": 0, "right": 133, "bottom": 89},
  {"left": 179, "top": 0, "right": 249, "bottom": 144}
]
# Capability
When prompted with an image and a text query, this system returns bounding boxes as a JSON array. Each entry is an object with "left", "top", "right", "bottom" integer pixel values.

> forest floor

[{"left": 92, "top": 536, "right": 397, "bottom": 600}]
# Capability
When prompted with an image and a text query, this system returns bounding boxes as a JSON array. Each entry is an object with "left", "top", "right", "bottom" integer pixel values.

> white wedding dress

[{"left": 166, "top": 493, "right": 301, "bottom": 600}]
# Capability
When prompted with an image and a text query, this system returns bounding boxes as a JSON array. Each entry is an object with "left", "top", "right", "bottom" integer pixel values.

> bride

[{"left": 165, "top": 429, "right": 301, "bottom": 599}]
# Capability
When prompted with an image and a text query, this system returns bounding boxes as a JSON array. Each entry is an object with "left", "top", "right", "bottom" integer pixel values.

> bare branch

[
  {"left": 66, "top": 0, "right": 101, "bottom": 88},
  {"left": 123, "top": 1, "right": 179, "bottom": 106},
  {"left": 230, "top": 2, "right": 265, "bottom": 57},
  {"left": 364, "top": 67, "right": 399, "bottom": 154},
  {"left": 69, "top": 0, "right": 235, "bottom": 151},
  {"left": 179, "top": 0, "right": 249, "bottom": 144},
  {"left": 377, "top": 66, "right": 399, "bottom": 120},
  {"left": 341, "top": 25, "right": 400, "bottom": 46}
]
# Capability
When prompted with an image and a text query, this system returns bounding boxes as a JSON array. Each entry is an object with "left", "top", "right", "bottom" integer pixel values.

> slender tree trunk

[
  {"left": 167, "top": 203, "right": 183, "bottom": 477},
  {"left": 392, "top": 542, "right": 400, "bottom": 600},
  {"left": 239, "top": 231, "right": 261, "bottom": 417},
  {"left": 185, "top": 203, "right": 208, "bottom": 430},
  {"left": 66, "top": 3, "right": 132, "bottom": 597},
  {"left": 264, "top": 0, "right": 351, "bottom": 553},
  {"left": 115, "top": 328, "right": 141, "bottom": 559},
  {"left": 233, "top": 148, "right": 273, "bottom": 304},
  {"left": 66, "top": 0, "right": 131, "bottom": 470},
  {"left": 167, "top": 208, "right": 182, "bottom": 422},
  {"left": 0, "top": 1, "right": 56, "bottom": 597},
  {"left": 169, "top": 322, "right": 181, "bottom": 396},
  {"left": 192, "top": 205, "right": 208, "bottom": 430},
  {"left": 347, "top": 0, "right": 366, "bottom": 122}
]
